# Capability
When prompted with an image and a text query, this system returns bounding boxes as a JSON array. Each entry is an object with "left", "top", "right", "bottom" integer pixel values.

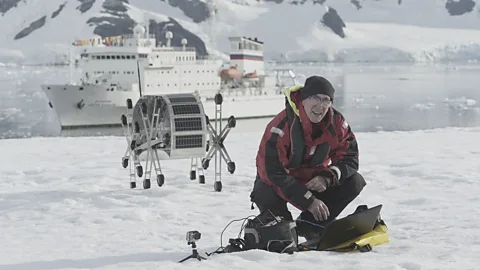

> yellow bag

[{"left": 324, "top": 219, "right": 390, "bottom": 253}]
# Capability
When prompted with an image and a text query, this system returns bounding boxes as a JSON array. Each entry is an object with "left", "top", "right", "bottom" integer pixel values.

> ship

[{"left": 40, "top": 24, "right": 296, "bottom": 129}]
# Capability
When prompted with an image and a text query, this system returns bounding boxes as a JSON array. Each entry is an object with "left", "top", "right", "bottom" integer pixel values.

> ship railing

[
  {"left": 152, "top": 47, "right": 196, "bottom": 52},
  {"left": 123, "top": 33, "right": 156, "bottom": 39},
  {"left": 196, "top": 55, "right": 216, "bottom": 60}
]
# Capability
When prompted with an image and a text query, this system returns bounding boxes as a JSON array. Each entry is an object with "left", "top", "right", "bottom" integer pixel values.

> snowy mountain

[{"left": 2, "top": 0, "right": 480, "bottom": 64}]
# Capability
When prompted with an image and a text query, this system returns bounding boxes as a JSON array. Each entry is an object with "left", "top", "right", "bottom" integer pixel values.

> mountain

[{"left": 1, "top": 0, "right": 480, "bottom": 64}]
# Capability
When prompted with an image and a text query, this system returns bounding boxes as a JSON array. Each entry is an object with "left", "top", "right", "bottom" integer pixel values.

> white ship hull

[{"left": 41, "top": 84, "right": 286, "bottom": 129}]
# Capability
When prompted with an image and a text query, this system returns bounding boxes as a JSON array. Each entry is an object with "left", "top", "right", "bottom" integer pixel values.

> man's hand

[
  {"left": 305, "top": 176, "right": 331, "bottom": 193},
  {"left": 307, "top": 198, "right": 330, "bottom": 221}
]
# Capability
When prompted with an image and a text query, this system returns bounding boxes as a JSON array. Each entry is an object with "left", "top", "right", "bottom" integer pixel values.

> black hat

[{"left": 299, "top": 76, "right": 335, "bottom": 101}]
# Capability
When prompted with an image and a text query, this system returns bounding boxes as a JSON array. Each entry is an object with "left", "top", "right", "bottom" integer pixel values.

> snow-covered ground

[{"left": 1, "top": 127, "right": 479, "bottom": 269}]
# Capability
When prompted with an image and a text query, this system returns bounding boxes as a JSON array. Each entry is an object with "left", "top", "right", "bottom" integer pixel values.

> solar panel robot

[{"left": 120, "top": 93, "right": 236, "bottom": 191}]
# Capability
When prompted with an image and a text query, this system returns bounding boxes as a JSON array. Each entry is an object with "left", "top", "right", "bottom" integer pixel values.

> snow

[
  {"left": 0, "top": 0, "right": 104, "bottom": 64},
  {"left": 292, "top": 22, "right": 480, "bottom": 63},
  {"left": 1, "top": 127, "right": 480, "bottom": 269},
  {"left": 210, "top": 0, "right": 480, "bottom": 63},
  {"left": 3, "top": 0, "right": 480, "bottom": 64}
]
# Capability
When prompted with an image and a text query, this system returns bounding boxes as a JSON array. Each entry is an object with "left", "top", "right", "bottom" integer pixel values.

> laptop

[{"left": 299, "top": 204, "right": 383, "bottom": 251}]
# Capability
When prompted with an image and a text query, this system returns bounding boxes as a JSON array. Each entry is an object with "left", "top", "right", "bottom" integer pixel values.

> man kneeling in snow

[{"left": 250, "top": 76, "right": 366, "bottom": 240}]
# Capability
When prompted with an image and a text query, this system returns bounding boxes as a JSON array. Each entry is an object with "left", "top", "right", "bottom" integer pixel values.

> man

[{"left": 250, "top": 75, "right": 366, "bottom": 240}]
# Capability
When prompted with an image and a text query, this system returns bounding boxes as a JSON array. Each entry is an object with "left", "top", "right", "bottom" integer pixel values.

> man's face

[{"left": 301, "top": 94, "right": 332, "bottom": 123}]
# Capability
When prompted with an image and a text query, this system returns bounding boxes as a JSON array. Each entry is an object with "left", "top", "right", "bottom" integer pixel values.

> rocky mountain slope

[{"left": 1, "top": 0, "right": 480, "bottom": 64}]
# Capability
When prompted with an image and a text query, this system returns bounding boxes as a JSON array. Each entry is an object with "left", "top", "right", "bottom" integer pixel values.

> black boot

[{"left": 296, "top": 220, "right": 322, "bottom": 240}]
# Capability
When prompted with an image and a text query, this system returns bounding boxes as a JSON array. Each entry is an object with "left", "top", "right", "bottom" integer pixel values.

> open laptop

[{"left": 299, "top": 204, "right": 383, "bottom": 251}]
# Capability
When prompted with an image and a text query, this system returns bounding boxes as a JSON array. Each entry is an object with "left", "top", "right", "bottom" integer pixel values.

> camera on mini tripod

[
  {"left": 179, "top": 230, "right": 206, "bottom": 263},
  {"left": 186, "top": 230, "right": 201, "bottom": 244}
]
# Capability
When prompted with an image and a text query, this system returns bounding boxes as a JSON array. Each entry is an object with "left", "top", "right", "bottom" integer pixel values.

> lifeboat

[
  {"left": 244, "top": 71, "right": 258, "bottom": 78},
  {"left": 219, "top": 66, "right": 242, "bottom": 81}
]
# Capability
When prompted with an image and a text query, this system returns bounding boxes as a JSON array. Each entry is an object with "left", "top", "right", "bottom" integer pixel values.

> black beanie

[{"left": 299, "top": 76, "right": 335, "bottom": 101}]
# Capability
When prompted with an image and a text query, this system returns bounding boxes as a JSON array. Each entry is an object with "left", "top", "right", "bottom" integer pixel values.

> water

[{"left": 0, "top": 63, "right": 479, "bottom": 139}]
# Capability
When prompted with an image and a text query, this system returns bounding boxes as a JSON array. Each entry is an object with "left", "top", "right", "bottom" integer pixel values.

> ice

[{"left": 0, "top": 127, "right": 479, "bottom": 269}]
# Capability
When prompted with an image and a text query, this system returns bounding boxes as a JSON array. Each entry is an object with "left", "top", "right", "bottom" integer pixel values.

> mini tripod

[{"left": 178, "top": 241, "right": 207, "bottom": 263}]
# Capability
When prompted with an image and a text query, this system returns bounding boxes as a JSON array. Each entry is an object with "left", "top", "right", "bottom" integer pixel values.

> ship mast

[{"left": 68, "top": 47, "right": 74, "bottom": 84}]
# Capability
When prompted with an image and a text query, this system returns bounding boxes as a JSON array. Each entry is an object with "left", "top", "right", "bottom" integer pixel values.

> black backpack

[{"left": 242, "top": 211, "right": 299, "bottom": 254}]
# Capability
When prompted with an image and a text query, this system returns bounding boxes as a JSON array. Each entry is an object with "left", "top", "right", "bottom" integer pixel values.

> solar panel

[
  {"left": 174, "top": 117, "right": 203, "bottom": 132},
  {"left": 169, "top": 96, "right": 198, "bottom": 103},
  {"left": 174, "top": 135, "right": 204, "bottom": 149},
  {"left": 172, "top": 104, "right": 201, "bottom": 115}
]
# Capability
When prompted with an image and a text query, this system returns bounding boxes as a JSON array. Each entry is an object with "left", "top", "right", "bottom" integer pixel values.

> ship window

[
  {"left": 121, "top": 55, "right": 126, "bottom": 59},
  {"left": 107, "top": 56, "right": 111, "bottom": 59},
  {"left": 116, "top": 55, "right": 121, "bottom": 59},
  {"left": 131, "top": 55, "right": 136, "bottom": 59},
  {"left": 126, "top": 56, "right": 131, "bottom": 59},
  {"left": 101, "top": 55, "right": 106, "bottom": 59}
]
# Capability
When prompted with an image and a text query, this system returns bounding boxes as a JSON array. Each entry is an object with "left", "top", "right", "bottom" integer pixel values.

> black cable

[
  {"left": 206, "top": 215, "right": 257, "bottom": 256},
  {"left": 295, "top": 218, "right": 326, "bottom": 228}
]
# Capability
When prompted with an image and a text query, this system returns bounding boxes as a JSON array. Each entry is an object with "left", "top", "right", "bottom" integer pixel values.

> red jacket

[{"left": 255, "top": 86, "right": 359, "bottom": 212}]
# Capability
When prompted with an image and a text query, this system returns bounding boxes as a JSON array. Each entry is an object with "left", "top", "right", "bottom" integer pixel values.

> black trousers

[{"left": 250, "top": 172, "right": 367, "bottom": 225}]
